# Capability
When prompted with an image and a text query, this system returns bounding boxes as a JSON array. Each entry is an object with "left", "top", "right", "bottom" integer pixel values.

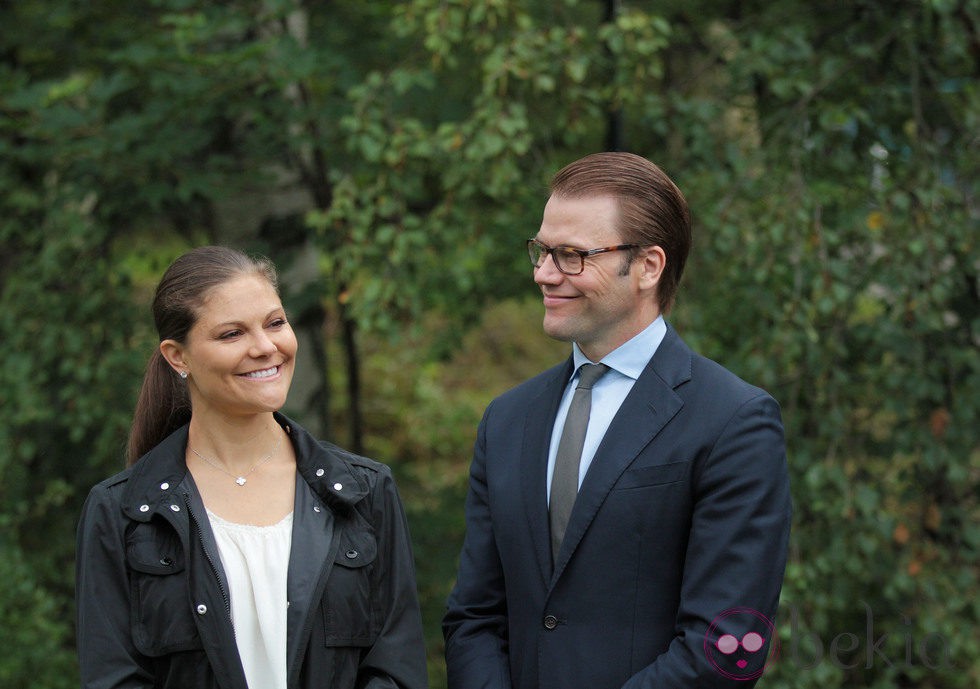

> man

[{"left": 443, "top": 152, "right": 792, "bottom": 689}]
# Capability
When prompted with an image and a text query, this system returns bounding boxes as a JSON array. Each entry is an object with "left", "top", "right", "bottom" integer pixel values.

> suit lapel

[
  {"left": 551, "top": 327, "right": 693, "bottom": 580},
  {"left": 521, "top": 358, "right": 574, "bottom": 587}
]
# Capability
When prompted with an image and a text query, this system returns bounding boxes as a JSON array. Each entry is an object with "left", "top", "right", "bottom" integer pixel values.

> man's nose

[{"left": 533, "top": 252, "right": 564, "bottom": 285}]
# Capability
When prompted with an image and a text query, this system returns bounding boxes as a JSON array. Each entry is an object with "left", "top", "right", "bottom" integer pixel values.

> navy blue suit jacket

[{"left": 443, "top": 325, "right": 792, "bottom": 689}]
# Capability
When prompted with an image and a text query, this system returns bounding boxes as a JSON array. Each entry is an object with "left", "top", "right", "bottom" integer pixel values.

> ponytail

[{"left": 126, "top": 350, "right": 191, "bottom": 465}]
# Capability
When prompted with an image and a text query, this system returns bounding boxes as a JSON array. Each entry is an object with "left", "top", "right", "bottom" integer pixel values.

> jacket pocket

[
  {"left": 614, "top": 461, "right": 689, "bottom": 490},
  {"left": 321, "top": 527, "right": 379, "bottom": 647},
  {"left": 126, "top": 521, "right": 202, "bottom": 656}
]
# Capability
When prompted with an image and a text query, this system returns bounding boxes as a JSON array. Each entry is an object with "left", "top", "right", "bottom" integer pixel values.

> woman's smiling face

[{"left": 162, "top": 273, "right": 297, "bottom": 420}]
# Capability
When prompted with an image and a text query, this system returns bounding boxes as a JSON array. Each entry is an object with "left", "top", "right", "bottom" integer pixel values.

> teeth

[{"left": 243, "top": 366, "right": 278, "bottom": 379}]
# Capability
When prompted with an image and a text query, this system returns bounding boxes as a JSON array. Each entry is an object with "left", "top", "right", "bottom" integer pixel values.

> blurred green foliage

[{"left": 1, "top": 1, "right": 976, "bottom": 688}]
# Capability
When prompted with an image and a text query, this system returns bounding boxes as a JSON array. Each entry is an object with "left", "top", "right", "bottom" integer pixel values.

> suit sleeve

[
  {"left": 358, "top": 468, "right": 429, "bottom": 689},
  {"left": 442, "top": 401, "right": 514, "bottom": 689},
  {"left": 623, "top": 392, "right": 792, "bottom": 689},
  {"left": 76, "top": 485, "right": 155, "bottom": 689}
]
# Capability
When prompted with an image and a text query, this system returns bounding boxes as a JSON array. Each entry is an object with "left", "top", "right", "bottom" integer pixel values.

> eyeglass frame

[{"left": 526, "top": 238, "right": 643, "bottom": 276}]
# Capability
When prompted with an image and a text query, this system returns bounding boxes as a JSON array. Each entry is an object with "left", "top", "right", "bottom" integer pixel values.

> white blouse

[{"left": 207, "top": 510, "right": 293, "bottom": 689}]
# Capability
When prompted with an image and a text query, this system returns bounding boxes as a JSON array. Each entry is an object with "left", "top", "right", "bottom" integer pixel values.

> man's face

[{"left": 532, "top": 194, "right": 661, "bottom": 361}]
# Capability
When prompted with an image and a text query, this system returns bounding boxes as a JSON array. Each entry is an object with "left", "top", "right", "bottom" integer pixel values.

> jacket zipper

[{"left": 188, "top": 505, "right": 233, "bottom": 622}]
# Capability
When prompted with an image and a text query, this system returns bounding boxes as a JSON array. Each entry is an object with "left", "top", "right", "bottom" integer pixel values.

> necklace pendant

[{"left": 235, "top": 477, "right": 247, "bottom": 486}]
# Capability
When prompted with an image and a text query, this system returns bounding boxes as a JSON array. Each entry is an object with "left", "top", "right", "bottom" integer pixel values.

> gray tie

[{"left": 550, "top": 363, "right": 609, "bottom": 561}]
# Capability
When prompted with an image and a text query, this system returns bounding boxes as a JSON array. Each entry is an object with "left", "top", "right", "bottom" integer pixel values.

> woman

[{"left": 76, "top": 246, "right": 428, "bottom": 689}]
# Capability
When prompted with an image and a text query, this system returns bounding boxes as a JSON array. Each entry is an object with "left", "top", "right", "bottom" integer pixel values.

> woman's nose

[{"left": 250, "top": 331, "right": 278, "bottom": 356}]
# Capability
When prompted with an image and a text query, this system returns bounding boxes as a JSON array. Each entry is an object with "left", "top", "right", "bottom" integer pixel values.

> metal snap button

[
  {"left": 170, "top": 504, "right": 180, "bottom": 512},
  {"left": 333, "top": 482, "right": 343, "bottom": 491},
  {"left": 315, "top": 468, "right": 325, "bottom": 477},
  {"left": 139, "top": 504, "right": 149, "bottom": 513},
  {"left": 345, "top": 549, "right": 358, "bottom": 559},
  {"left": 196, "top": 604, "right": 207, "bottom": 615},
  {"left": 159, "top": 556, "right": 173, "bottom": 566},
  {"left": 160, "top": 482, "right": 169, "bottom": 490}
]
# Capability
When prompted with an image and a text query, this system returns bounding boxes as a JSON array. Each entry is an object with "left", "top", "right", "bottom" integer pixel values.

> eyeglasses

[{"left": 526, "top": 239, "right": 641, "bottom": 276}]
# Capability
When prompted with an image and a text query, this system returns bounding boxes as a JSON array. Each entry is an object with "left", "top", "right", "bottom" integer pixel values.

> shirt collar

[{"left": 572, "top": 315, "right": 667, "bottom": 381}]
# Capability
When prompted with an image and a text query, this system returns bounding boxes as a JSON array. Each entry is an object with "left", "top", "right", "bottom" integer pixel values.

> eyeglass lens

[{"left": 528, "top": 242, "right": 582, "bottom": 274}]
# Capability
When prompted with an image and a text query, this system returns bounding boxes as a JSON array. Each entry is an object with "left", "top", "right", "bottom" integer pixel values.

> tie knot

[{"left": 575, "top": 363, "right": 609, "bottom": 390}]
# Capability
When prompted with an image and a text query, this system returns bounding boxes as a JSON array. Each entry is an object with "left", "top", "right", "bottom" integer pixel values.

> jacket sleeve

[
  {"left": 358, "top": 467, "right": 429, "bottom": 689},
  {"left": 76, "top": 483, "right": 155, "bottom": 689},
  {"left": 622, "top": 392, "right": 792, "bottom": 689},
  {"left": 442, "top": 401, "right": 513, "bottom": 689}
]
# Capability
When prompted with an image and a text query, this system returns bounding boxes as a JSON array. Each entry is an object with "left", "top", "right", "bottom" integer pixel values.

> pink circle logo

[{"left": 704, "top": 607, "right": 780, "bottom": 680}]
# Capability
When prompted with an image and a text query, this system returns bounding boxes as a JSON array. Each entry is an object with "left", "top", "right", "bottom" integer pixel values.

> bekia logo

[
  {"left": 703, "top": 607, "right": 780, "bottom": 681},
  {"left": 704, "top": 603, "right": 954, "bottom": 678}
]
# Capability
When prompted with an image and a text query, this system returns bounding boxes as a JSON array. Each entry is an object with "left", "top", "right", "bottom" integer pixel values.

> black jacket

[{"left": 76, "top": 414, "right": 428, "bottom": 689}]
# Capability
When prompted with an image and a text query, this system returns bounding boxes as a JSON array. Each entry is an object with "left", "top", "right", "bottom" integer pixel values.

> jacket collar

[
  {"left": 520, "top": 359, "right": 575, "bottom": 585},
  {"left": 121, "top": 412, "right": 367, "bottom": 521}
]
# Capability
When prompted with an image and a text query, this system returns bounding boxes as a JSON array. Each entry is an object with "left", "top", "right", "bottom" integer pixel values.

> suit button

[{"left": 543, "top": 615, "right": 559, "bottom": 630}]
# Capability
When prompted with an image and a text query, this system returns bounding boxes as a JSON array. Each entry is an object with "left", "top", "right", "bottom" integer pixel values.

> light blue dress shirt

[{"left": 546, "top": 316, "right": 668, "bottom": 504}]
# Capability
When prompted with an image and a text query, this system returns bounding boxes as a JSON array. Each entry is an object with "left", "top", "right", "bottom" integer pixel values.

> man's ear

[
  {"left": 160, "top": 339, "right": 188, "bottom": 376},
  {"left": 637, "top": 245, "right": 666, "bottom": 292}
]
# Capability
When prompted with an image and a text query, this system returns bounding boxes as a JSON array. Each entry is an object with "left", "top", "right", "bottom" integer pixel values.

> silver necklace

[{"left": 189, "top": 435, "right": 282, "bottom": 486}]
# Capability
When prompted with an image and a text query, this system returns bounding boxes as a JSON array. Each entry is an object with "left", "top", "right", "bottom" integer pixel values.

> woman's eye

[
  {"left": 268, "top": 318, "right": 287, "bottom": 328},
  {"left": 219, "top": 330, "right": 242, "bottom": 340}
]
